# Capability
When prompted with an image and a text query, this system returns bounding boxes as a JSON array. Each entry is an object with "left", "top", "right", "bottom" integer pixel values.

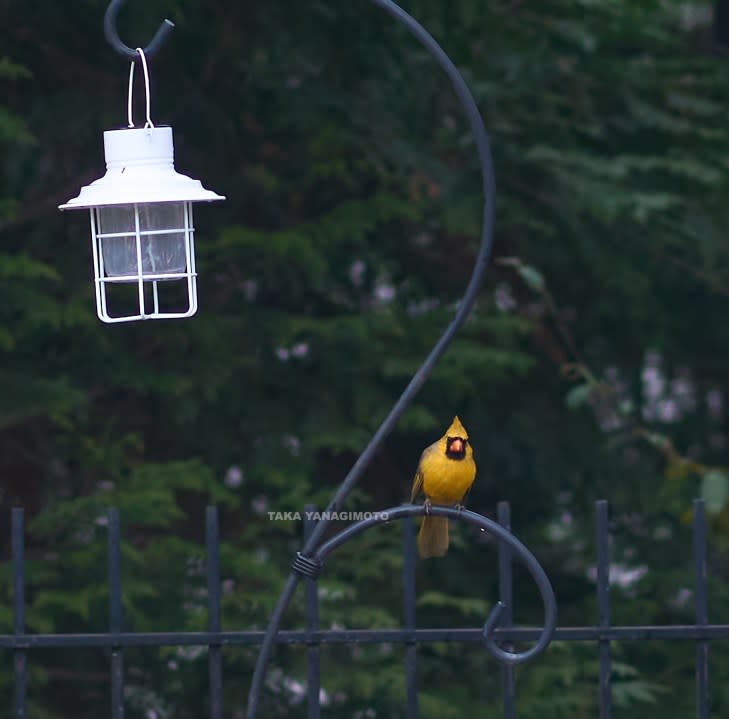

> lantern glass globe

[{"left": 98, "top": 202, "right": 187, "bottom": 278}]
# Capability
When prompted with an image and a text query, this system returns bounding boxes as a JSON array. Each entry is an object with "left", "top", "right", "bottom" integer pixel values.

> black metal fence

[{"left": 2, "top": 498, "right": 723, "bottom": 718}]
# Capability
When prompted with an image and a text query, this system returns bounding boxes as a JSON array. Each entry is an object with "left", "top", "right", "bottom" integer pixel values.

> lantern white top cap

[{"left": 59, "top": 126, "right": 225, "bottom": 210}]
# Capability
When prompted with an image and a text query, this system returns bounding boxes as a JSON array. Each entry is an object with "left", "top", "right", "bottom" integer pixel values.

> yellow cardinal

[{"left": 410, "top": 416, "right": 476, "bottom": 558}]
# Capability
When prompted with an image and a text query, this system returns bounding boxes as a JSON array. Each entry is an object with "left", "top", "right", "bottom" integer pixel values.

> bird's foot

[
  {"left": 424, "top": 498, "right": 433, "bottom": 515},
  {"left": 455, "top": 503, "right": 466, "bottom": 516}
]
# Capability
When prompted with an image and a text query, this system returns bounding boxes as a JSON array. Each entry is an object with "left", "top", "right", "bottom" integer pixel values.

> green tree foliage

[{"left": 3, "top": 0, "right": 729, "bottom": 716}]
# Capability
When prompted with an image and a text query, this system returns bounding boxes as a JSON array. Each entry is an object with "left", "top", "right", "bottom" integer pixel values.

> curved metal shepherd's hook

[
  {"left": 104, "top": 0, "right": 175, "bottom": 60},
  {"left": 246, "top": 1, "right": 501, "bottom": 715}
]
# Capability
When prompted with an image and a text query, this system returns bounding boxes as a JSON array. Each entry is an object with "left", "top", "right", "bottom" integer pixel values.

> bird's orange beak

[{"left": 450, "top": 438, "right": 464, "bottom": 453}]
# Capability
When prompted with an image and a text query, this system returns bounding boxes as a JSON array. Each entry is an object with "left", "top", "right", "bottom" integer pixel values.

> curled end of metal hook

[
  {"left": 482, "top": 599, "right": 555, "bottom": 666},
  {"left": 482, "top": 601, "right": 522, "bottom": 665},
  {"left": 483, "top": 600, "right": 507, "bottom": 636},
  {"left": 143, "top": 19, "right": 175, "bottom": 59},
  {"left": 104, "top": 0, "right": 175, "bottom": 60}
]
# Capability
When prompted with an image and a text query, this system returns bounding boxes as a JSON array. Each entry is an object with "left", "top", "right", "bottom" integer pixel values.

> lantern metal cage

[{"left": 60, "top": 126, "right": 224, "bottom": 323}]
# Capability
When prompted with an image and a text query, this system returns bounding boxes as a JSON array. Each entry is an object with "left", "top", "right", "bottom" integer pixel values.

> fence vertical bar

[
  {"left": 303, "top": 505, "right": 321, "bottom": 719},
  {"left": 12, "top": 508, "right": 26, "bottom": 719},
  {"left": 108, "top": 508, "right": 124, "bottom": 719},
  {"left": 403, "top": 515, "right": 418, "bottom": 719},
  {"left": 497, "top": 502, "right": 516, "bottom": 719},
  {"left": 595, "top": 500, "right": 612, "bottom": 719},
  {"left": 693, "top": 499, "right": 709, "bottom": 719},
  {"left": 207, "top": 507, "right": 223, "bottom": 719}
]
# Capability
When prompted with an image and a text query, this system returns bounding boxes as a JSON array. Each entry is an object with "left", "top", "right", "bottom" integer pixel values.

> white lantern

[{"left": 59, "top": 126, "right": 225, "bottom": 323}]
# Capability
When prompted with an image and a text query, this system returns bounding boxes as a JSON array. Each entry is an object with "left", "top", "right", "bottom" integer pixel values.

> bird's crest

[{"left": 446, "top": 415, "right": 468, "bottom": 439}]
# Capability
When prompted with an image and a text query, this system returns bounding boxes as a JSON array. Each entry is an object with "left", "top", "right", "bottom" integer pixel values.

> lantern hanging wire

[{"left": 127, "top": 47, "right": 154, "bottom": 129}]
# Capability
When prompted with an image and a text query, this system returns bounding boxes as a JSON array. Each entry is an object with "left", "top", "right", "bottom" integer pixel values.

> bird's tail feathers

[{"left": 418, "top": 516, "right": 449, "bottom": 558}]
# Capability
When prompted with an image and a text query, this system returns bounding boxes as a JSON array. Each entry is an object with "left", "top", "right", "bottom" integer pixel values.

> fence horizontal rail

[{"left": 2, "top": 624, "right": 729, "bottom": 650}]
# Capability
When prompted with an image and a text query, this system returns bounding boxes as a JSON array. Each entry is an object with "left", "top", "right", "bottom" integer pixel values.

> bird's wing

[
  {"left": 410, "top": 444, "right": 436, "bottom": 502},
  {"left": 410, "top": 465, "right": 424, "bottom": 502}
]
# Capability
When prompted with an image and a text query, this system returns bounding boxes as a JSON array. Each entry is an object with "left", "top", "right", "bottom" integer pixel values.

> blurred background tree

[{"left": 3, "top": 0, "right": 729, "bottom": 716}]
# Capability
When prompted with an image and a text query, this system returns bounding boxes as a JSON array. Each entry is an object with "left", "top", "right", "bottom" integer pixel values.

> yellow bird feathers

[{"left": 410, "top": 416, "right": 476, "bottom": 558}]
